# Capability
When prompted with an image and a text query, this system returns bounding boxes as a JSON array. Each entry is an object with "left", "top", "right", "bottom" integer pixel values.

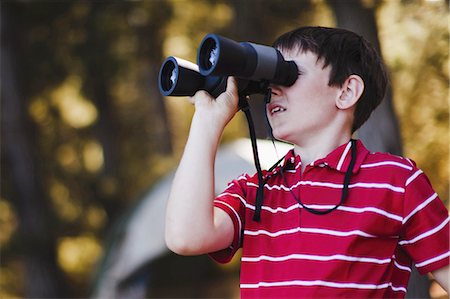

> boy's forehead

[{"left": 278, "top": 47, "right": 326, "bottom": 67}]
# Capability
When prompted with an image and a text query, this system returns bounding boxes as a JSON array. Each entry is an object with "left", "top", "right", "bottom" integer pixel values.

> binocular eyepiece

[{"left": 158, "top": 33, "right": 298, "bottom": 97}]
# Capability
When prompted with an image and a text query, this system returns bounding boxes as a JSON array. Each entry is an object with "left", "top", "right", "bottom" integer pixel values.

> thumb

[
  {"left": 217, "top": 76, "right": 238, "bottom": 105},
  {"left": 225, "top": 76, "right": 238, "bottom": 98}
]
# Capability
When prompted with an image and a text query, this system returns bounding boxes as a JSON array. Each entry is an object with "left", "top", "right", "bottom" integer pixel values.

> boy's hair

[{"left": 273, "top": 26, "right": 388, "bottom": 132}]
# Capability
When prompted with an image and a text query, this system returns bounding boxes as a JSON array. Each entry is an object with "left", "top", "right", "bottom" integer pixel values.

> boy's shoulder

[
  {"left": 366, "top": 150, "right": 416, "bottom": 166},
  {"left": 361, "top": 150, "right": 419, "bottom": 177}
]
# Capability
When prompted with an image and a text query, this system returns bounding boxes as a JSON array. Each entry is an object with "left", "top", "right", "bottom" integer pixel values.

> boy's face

[{"left": 267, "top": 49, "right": 342, "bottom": 145}]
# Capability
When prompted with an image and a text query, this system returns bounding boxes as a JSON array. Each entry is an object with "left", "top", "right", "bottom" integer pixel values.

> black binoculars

[{"left": 158, "top": 33, "right": 299, "bottom": 98}]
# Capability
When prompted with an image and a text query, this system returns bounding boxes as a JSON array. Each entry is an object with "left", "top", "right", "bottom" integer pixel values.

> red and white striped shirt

[{"left": 211, "top": 140, "right": 449, "bottom": 298}]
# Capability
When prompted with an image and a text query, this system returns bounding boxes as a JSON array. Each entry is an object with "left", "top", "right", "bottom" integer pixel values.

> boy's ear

[{"left": 336, "top": 74, "right": 364, "bottom": 110}]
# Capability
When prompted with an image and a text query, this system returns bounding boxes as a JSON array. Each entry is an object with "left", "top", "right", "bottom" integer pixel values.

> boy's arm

[
  {"left": 432, "top": 265, "right": 449, "bottom": 293},
  {"left": 165, "top": 77, "right": 239, "bottom": 255}
]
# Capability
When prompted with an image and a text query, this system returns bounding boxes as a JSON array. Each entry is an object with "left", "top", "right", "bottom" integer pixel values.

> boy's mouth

[{"left": 268, "top": 104, "right": 287, "bottom": 115}]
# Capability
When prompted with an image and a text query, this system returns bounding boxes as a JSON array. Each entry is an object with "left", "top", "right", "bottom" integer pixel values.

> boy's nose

[{"left": 270, "top": 84, "right": 283, "bottom": 97}]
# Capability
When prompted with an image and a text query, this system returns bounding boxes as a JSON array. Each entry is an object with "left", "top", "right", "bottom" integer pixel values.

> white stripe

[
  {"left": 361, "top": 161, "right": 413, "bottom": 171},
  {"left": 219, "top": 192, "right": 402, "bottom": 222},
  {"left": 215, "top": 200, "right": 242, "bottom": 241},
  {"left": 337, "top": 142, "right": 352, "bottom": 171},
  {"left": 235, "top": 175, "right": 248, "bottom": 181},
  {"left": 416, "top": 251, "right": 450, "bottom": 268},
  {"left": 406, "top": 169, "right": 423, "bottom": 186},
  {"left": 324, "top": 205, "right": 402, "bottom": 222},
  {"left": 402, "top": 193, "right": 438, "bottom": 224},
  {"left": 217, "top": 192, "right": 247, "bottom": 205},
  {"left": 247, "top": 181, "right": 404, "bottom": 193},
  {"left": 241, "top": 280, "right": 407, "bottom": 292},
  {"left": 394, "top": 260, "right": 412, "bottom": 272},
  {"left": 241, "top": 199, "right": 402, "bottom": 222},
  {"left": 218, "top": 192, "right": 402, "bottom": 222},
  {"left": 406, "top": 158, "right": 415, "bottom": 167},
  {"left": 400, "top": 216, "right": 450, "bottom": 245},
  {"left": 244, "top": 227, "right": 377, "bottom": 238},
  {"left": 258, "top": 204, "right": 299, "bottom": 213},
  {"left": 271, "top": 203, "right": 400, "bottom": 222},
  {"left": 244, "top": 253, "right": 412, "bottom": 273},
  {"left": 301, "top": 227, "right": 377, "bottom": 238},
  {"left": 242, "top": 253, "right": 391, "bottom": 264},
  {"left": 222, "top": 183, "right": 235, "bottom": 192},
  {"left": 349, "top": 182, "right": 404, "bottom": 193},
  {"left": 245, "top": 227, "right": 301, "bottom": 237}
]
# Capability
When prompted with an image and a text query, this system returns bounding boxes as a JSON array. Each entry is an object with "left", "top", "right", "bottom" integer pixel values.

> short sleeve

[
  {"left": 400, "top": 168, "right": 450, "bottom": 274},
  {"left": 209, "top": 175, "right": 248, "bottom": 263}
]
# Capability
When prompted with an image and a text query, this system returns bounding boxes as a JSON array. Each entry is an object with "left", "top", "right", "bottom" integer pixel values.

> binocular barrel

[
  {"left": 158, "top": 56, "right": 227, "bottom": 98},
  {"left": 197, "top": 34, "right": 298, "bottom": 86}
]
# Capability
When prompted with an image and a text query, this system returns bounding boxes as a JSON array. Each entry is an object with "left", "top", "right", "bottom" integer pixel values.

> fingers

[
  {"left": 225, "top": 76, "right": 238, "bottom": 97},
  {"left": 217, "top": 76, "right": 238, "bottom": 105},
  {"left": 189, "top": 90, "right": 212, "bottom": 105},
  {"left": 188, "top": 77, "right": 239, "bottom": 124},
  {"left": 189, "top": 77, "right": 237, "bottom": 105}
]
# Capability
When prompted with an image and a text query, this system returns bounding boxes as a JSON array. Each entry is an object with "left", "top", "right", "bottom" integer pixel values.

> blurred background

[{"left": 1, "top": 0, "right": 448, "bottom": 298}]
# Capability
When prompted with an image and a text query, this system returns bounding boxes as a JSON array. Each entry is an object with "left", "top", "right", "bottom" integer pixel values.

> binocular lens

[
  {"left": 159, "top": 59, "right": 177, "bottom": 93},
  {"left": 198, "top": 37, "right": 218, "bottom": 73},
  {"left": 209, "top": 47, "right": 218, "bottom": 68},
  {"left": 170, "top": 68, "right": 178, "bottom": 87}
]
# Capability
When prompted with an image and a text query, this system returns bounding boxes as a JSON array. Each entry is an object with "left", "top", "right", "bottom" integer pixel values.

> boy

[{"left": 165, "top": 26, "right": 449, "bottom": 298}]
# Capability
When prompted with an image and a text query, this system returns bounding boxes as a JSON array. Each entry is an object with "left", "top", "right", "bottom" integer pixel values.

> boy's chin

[{"left": 271, "top": 130, "right": 290, "bottom": 143}]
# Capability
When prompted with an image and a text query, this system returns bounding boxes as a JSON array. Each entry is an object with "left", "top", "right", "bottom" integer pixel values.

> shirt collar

[
  {"left": 274, "top": 139, "right": 369, "bottom": 174},
  {"left": 312, "top": 139, "right": 369, "bottom": 173}
]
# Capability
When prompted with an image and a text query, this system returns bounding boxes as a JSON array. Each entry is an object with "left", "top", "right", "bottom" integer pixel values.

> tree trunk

[
  {"left": 327, "top": 0, "right": 402, "bottom": 155},
  {"left": 1, "top": 4, "right": 68, "bottom": 297},
  {"left": 327, "top": 0, "right": 429, "bottom": 297},
  {"left": 230, "top": 0, "right": 310, "bottom": 140}
]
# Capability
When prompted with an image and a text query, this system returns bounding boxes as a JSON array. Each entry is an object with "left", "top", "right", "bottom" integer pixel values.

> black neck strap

[{"left": 294, "top": 139, "right": 357, "bottom": 215}]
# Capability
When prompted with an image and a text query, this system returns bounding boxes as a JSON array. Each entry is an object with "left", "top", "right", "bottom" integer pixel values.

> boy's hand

[{"left": 189, "top": 77, "right": 239, "bottom": 128}]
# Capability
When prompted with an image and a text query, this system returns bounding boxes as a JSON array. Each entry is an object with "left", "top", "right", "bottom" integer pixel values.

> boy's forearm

[
  {"left": 165, "top": 78, "right": 238, "bottom": 255},
  {"left": 432, "top": 265, "right": 449, "bottom": 293},
  {"left": 165, "top": 112, "right": 227, "bottom": 255}
]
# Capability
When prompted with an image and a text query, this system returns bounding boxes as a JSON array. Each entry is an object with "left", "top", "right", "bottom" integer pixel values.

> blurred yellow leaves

[
  {"left": 84, "top": 205, "right": 107, "bottom": 231},
  {"left": 57, "top": 234, "right": 102, "bottom": 279},
  {"left": 163, "top": 1, "right": 234, "bottom": 61},
  {"left": 50, "top": 179, "right": 107, "bottom": 229},
  {"left": 51, "top": 75, "right": 98, "bottom": 129},
  {"left": 0, "top": 199, "right": 18, "bottom": 248},
  {"left": 50, "top": 180, "right": 82, "bottom": 222},
  {"left": 83, "top": 140, "right": 104, "bottom": 173},
  {"left": 0, "top": 263, "right": 22, "bottom": 299},
  {"left": 378, "top": 0, "right": 449, "bottom": 204},
  {"left": 29, "top": 97, "right": 50, "bottom": 125},
  {"left": 0, "top": 200, "right": 22, "bottom": 298},
  {"left": 56, "top": 143, "right": 82, "bottom": 173},
  {"left": 163, "top": 36, "right": 192, "bottom": 60},
  {"left": 56, "top": 140, "right": 105, "bottom": 174}
]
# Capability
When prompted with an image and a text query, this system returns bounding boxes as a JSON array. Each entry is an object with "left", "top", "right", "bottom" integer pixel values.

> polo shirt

[{"left": 210, "top": 139, "right": 450, "bottom": 298}]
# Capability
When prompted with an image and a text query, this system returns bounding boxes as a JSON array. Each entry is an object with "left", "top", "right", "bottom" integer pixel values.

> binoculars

[{"left": 158, "top": 33, "right": 299, "bottom": 98}]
